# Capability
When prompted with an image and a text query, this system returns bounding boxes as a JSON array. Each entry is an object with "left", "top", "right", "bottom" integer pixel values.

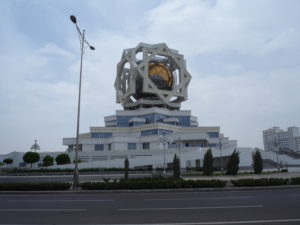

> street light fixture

[{"left": 70, "top": 15, "right": 95, "bottom": 189}]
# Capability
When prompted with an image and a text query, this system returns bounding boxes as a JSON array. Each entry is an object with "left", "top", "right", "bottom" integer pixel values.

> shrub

[
  {"left": 124, "top": 158, "right": 129, "bottom": 179},
  {"left": 55, "top": 154, "right": 71, "bottom": 165},
  {"left": 80, "top": 177, "right": 226, "bottom": 190},
  {"left": 73, "top": 159, "right": 82, "bottom": 163},
  {"left": 290, "top": 177, "right": 300, "bottom": 185},
  {"left": 23, "top": 152, "right": 40, "bottom": 168},
  {"left": 226, "top": 149, "right": 240, "bottom": 175},
  {"left": 203, "top": 148, "right": 213, "bottom": 176},
  {"left": 173, "top": 154, "right": 181, "bottom": 179},
  {"left": 43, "top": 155, "right": 54, "bottom": 167},
  {"left": 0, "top": 182, "right": 71, "bottom": 191},
  {"left": 3, "top": 158, "right": 13, "bottom": 165},
  {"left": 103, "top": 177, "right": 111, "bottom": 183},
  {"left": 252, "top": 150, "right": 263, "bottom": 174},
  {"left": 231, "top": 178, "right": 289, "bottom": 187}
]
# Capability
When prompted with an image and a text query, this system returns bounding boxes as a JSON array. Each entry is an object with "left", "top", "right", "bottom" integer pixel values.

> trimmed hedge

[
  {"left": 80, "top": 177, "right": 226, "bottom": 190},
  {"left": 290, "top": 177, "right": 300, "bottom": 185},
  {"left": 0, "top": 182, "right": 71, "bottom": 191},
  {"left": 231, "top": 178, "right": 289, "bottom": 187}
]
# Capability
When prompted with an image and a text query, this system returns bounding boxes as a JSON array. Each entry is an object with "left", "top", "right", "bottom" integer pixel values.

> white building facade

[{"left": 263, "top": 126, "right": 300, "bottom": 152}]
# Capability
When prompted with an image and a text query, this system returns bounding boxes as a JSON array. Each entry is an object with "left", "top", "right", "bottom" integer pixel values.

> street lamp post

[{"left": 70, "top": 15, "right": 95, "bottom": 189}]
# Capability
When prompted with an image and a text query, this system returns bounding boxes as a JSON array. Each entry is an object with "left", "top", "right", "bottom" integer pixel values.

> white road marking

[
  {"left": 0, "top": 209, "right": 86, "bottom": 212},
  {"left": 118, "top": 205, "right": 263, "bottom": 211},
  {"left": 145, "top": 196, "right": 253, "bottom": 201},
  {"left": 8, "top": 199, "right": 114, "bottom": 202},
  {"left": 18, "top": 218, "right": 300, "bottom": 225}
]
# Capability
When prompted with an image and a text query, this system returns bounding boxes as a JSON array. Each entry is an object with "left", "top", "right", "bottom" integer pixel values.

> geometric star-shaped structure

[{"left": 114, "top": 43, "right": 191, "bottom": 110}]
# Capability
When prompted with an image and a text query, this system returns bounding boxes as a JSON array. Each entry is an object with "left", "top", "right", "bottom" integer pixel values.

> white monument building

[{"left": 61, "top": 43, "right": 237, "bottom": 169}]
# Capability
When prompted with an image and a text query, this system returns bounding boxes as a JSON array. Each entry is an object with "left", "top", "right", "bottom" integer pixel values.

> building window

[
  {"left": 207, "top": 132, "right": 219, "bottom": 138},
  {"left": 128, "top": 143, "right": 136, "bottom": 150},
  {"left": 116, "top": 116, "right": 133, "bottom": 127},
  {"left": 143, "top": 142, "right": 150, "bottom": 150},
  {"left": 173, "top": 116, "right": 190, "bottom": 127},
  {"left": 95, "top": 144, "right": 104, "bottom": 151},
  {"left": 108, "top": 144, "right": 112, "bottom": 151},
  {"left": 141, "top": 129, "right": 159, "bottom": 136}
]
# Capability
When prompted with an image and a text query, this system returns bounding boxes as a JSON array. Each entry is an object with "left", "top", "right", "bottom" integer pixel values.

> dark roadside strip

[
  {"left": 1, "top": 177, "right": 300, "bottom": 194},
  {"left": 1, "top": 185, "right": 300, "bottom": 195}
]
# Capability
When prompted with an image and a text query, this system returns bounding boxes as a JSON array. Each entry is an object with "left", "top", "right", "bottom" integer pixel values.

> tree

[
  {"left": 226, "top": 149, "right": 240, "bottom": 175},
  {"left": 253, "top": 150, "right": 263, "bottom": 174},
  {"left": 55, "top": 154, "right": 71, "bottom": 165},
  {"left": 173, "top": 154, "right": 181, "bottom": 179},
  {"left": 3, "top": 158, "right": 13, "bottom": 168},
  {"left": 73, "top": 159, "right": 82, "bottom": 163},
  {"left": 43, "top": 155, "right": 54, "bottom": 167},
  {"left": 3, "top": 158, "right": 13, "bottom": 165},
  {"left": 124, "top": 158, "right": 129, "bottom": 179},
  {"left": 203, "top": 148, "right": 214, "bottom": 176},
  {"left": 23, "top": 151, "right": 40, "bottom": 168}
]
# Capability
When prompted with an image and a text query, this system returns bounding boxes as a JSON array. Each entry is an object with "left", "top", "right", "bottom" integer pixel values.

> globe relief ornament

[{"left": 115, "top": 43, "right": 191, "bottom": 110}]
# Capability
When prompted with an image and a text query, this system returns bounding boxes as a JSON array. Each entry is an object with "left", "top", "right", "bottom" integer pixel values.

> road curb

[{"left": 1, "top": 185, "right": 300, "bottom": 195}]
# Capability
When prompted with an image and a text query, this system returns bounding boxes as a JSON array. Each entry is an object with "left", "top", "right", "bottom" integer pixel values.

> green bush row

[
  {"left": 231, "top": 178, "right": 289, "bottom": 187},
  {"left": 0, "top": 182, "right": 71, "bottom": 191},
  {"left": 290, "top": 177, "right": 300, "bottom": 185},
  {"left": 80, "top": 177, "right": 227, "bottom": 190}
]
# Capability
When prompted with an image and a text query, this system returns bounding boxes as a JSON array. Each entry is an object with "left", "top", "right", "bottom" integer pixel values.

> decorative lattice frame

[{"left": 114, "top": 43, "right": 191, "bottom": 110}]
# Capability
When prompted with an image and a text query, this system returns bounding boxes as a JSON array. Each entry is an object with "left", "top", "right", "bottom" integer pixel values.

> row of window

[
  {"left": 94, "top": 142, "right": 213, "bottom": 151},
  {"left": 91, "top": 129, "right": 175, "bottom": 139},
  {"left": 91, "top": 131, "right": 219, "bottom": 140},
  {"left": 116, "top": 113, "right": 191, "bottom": 127},
  {"left": 141, "top": 129, "right": 173, "bottom": 136},
  {"left": 94, "top": 143, "right": 147, "bottom": 151}
]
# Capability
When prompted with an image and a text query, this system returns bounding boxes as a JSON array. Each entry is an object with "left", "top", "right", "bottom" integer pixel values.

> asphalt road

[{"left": 1, "top": 189, "right": 300, "bottom": 224}]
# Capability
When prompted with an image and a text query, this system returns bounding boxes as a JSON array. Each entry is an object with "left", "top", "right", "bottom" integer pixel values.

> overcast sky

[{"left": 0, "top": 0, "right": 300, "bottom": 154}]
